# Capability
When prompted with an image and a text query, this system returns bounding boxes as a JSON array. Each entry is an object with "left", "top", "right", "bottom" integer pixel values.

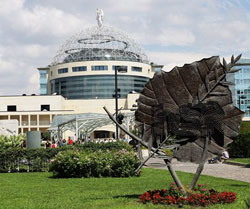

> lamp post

[
  {"left": 247, "top": 106, "right": 250, "bottom": 117},
  {"left": 238, "top": 95, "right": 246, "bottom": 110},
  {"left": 113, "top": 66, "right": 127, "bottom": 140}
]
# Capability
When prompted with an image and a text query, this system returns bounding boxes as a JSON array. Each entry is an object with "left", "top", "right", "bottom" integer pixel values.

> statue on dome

[{"left": 96, "top": 8, "right": 104, "bottom": 27}]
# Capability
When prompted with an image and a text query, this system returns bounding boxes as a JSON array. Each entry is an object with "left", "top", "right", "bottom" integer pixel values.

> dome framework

[{"left": 52, "top": 26, "right": 149, "bottom": 65}]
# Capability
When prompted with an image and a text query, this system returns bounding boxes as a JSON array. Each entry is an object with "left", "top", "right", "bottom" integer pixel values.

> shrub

[
  {"left": 49, "top": 149, "right": 140, "bottom": 178},
  {"left": 228, "top": 133, "right": 250, "bottom": 158},
  {"left": 0, "top": 142, "right": 134, "bottom": 173},
  {"left": 0, "top": 134, "right": 25, "bottom": 149},
  {"left": 139, "top": 183, "right": 236, "bottom": 207},
  {"left": 75, "top": 141, "right": 133, "bottom": 152},
  {"left": 239, "top": 121, "right": 250, "bottom": 134}
]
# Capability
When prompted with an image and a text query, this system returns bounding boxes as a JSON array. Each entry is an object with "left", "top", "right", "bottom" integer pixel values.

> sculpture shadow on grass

[{"left": 112, "top": 194, "right": 140, "bottom": 199}]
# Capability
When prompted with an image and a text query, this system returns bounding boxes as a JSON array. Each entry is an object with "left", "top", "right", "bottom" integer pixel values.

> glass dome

[{"left": 51, "top": 25, "right": 149, "bottom": 66}]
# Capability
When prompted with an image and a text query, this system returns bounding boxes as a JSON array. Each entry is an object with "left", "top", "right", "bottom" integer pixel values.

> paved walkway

[{"left": 145, "top": 158, "right": 250, "bottom": 183}]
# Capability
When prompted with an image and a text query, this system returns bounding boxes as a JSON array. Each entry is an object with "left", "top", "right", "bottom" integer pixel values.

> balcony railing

[
  {"left": 30, "top": 121, "right": 37, "bottom": 126},
  {"left": 39, "top": 121, "right": 50, "bottom": 126},
  {"left": 21, "top": 121, "right": 29, "bottom": 126}
]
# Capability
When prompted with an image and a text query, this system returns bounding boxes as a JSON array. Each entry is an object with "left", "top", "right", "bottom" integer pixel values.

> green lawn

[
  {"left": 229, "top": 158, "right": 250, "bottom": 165},
  {"left": 0, "top": 168, "right": 249, "bottom": 209}
]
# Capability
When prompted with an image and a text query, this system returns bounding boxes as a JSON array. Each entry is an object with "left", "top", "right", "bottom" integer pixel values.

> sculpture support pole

[
  {"left": 103, "top": 106, "right": 186, "bottom": 193},
  {"left": 188, "top": 134, "right": 209, "bottom": 190},
  {"left": 135, "top": 135, "right": 172, "bottom": 174},
  {"left": 164, "top": 159, "right": 186, "bottom": 194}
]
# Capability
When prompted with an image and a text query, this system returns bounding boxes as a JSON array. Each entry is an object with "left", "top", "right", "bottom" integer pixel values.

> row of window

[
  {"left": 50, "top": 75, "right": 149, "bottom": 99},
  {"left": 91, "top": 66, "right": 108, "bottom": 71},
  {"left": 237, "top": 68, "right": 250, "bottom": 74},
  {"left": 7, "top": 105, "right": 50, "bottom": 112},
  {"left": 235, "top": 79, "right": 250, "bottom": 84},
  {"left": 237, "top": 89, "right": 250, "bottom": 95},
  {"left": 57, "top": 65, "right": 143, "bottom": 74}
]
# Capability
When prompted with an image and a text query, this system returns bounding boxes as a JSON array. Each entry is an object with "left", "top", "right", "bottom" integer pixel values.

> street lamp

[
  {"left": 247, "top": 106, "right": 250, "bottom": 117},
  {"left": 113, "top": 66, "right": 127, "bottom": 140},
  {"left": 238, "top": 95, "right": 246, "bottom": 110}
]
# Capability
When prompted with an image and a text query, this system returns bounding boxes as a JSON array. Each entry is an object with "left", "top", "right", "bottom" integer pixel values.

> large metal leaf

[{"left": 135, "top": 56, "right": 244, "bottom": 163}]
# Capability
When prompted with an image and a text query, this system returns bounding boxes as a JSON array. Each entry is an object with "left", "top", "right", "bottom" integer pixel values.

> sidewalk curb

[{"left": 224, "top": 161, "right": 247, "bottom": 166}]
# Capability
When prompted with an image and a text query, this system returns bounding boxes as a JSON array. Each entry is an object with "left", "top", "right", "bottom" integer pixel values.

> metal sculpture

[{"left": 104, "top": 55, "right": 244, "bottom": 192}]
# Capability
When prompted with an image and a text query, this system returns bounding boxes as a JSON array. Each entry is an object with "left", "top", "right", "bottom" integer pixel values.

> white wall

[
  {"left": 0, "top": 95, "right": 66, "bottom": 111},
  {"left": 63, "top": 93, "right": 139, "bottom": 114},
  {"left": 0, "top": 120, "right": 18, "bottom": 136}
]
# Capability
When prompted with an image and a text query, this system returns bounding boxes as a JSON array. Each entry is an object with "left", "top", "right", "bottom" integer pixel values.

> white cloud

[
  {"left": 28, "top": 72, "right": 40, "bottom": 93},
  {"left": 0, "top": 0, "right": 24, "bottom": 15},
  {"left": 147, "top": 51, "right": 210, "bottom": 71},
  {"left": 0, "top": 0, "right": 250, "bottom": 95},
  {"left": 0, "top": 0, "right": 89, "bottom": 95},
  {"left": 0, "top": 0, "right": 89, "bottom": 41},
  {"left": 156, "top": 28, "right": 196, "bottom": 46},
  {"left": 106, "top": 0, "right": 152, "bottom": 13},
  {"left": 0, "top": 57, "right": 39, "bottom": 95},
  {"left": 166, "top": 14, "right": 191, "bottom": 26}
]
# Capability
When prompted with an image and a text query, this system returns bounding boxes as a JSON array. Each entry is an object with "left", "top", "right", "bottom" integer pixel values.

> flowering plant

[{"left": 139, "top": 182, "right": 236, "bottom": 207}]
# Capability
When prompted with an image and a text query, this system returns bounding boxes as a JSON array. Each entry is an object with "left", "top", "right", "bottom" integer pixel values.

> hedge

[
  {"left": 0, "top": 142, "right": 132, "bottom": 173},
  {"left": 49, "top": 149, "right": 140, "bottom": 178}
]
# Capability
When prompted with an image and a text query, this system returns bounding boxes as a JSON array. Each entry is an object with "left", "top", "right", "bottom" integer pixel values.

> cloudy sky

[{"left": 0, "top": 0, "right": 250, "bottom": 95}]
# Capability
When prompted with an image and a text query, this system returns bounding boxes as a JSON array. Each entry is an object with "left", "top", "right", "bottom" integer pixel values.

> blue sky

[{"left": 0, "top": 0, "right": 250, "bottom": 95}]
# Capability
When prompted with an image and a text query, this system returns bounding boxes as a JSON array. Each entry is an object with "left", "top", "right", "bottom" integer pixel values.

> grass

[
  {"left": 228, "top": 158, "right": 250, "bottom": 165},
  {"left": 0, "top": 168, "right": 249, "bottom": 209}
]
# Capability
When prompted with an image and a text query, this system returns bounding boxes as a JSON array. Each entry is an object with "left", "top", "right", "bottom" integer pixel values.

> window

[
  {"left": 154, "top": 67, "right": 162, "bottom": 73},
  {"left": 40, "top": 73, "right": 46, "bottom": 78},
  {"left": 51, "top": 71, "right": 53, "bottom": 76},
  {"left": 41, "top": 105, "right": 50, "bottom": 111},
  {"left": 91, "top": 65, "right": 108, "bottom": 71},
  {"left": 40, "top": 84, "right": 47, "bottom": 88},
  {"left": 7, "top": 105, "right": 16, "bottom": 112},
  {"left": 112, "top": 66, "right": 128, "bottom": 71},
  {"left": 131, "top": 66, "right": 142, "bottom": 72},
  {"left": 72, "top": 66, "right": 87, "bottom": 72},
  {"left": 58, "top": 68, "right": 68, "bottom": 74}
]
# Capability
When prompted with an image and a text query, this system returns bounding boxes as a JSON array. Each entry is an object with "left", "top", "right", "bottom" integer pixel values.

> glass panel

[
  {"left": 91, "top": 65, "right": 108, "bottom": 71},
  {"left": 72, "top": 66, "right": 87, "bottom": 72},
  {"left": 131, "top": 66, "right": 142, "bottom": 72},
  {"left": 51, "top": 75, "right": 149, "bottom": 99},
  {"left": 58, "top": 68, "right": 68, "bottom": 74}
]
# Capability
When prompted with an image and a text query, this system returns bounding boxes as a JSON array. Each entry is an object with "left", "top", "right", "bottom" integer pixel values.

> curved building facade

[
  {"left": 42, "top": 25, "right": 155, "bottom": 99},
  {"left": 49, "top": 60, "right": 152, "bottom": 99}
]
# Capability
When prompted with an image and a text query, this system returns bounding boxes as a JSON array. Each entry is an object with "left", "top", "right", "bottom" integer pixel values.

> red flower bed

[{"left": 139, "top": 183, "right": 236, "bottom": 207}]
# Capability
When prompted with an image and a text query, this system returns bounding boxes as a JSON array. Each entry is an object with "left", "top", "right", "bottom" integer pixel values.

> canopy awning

[{"left": 49, "top": 112, "right": 134, "bottom": 139}]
